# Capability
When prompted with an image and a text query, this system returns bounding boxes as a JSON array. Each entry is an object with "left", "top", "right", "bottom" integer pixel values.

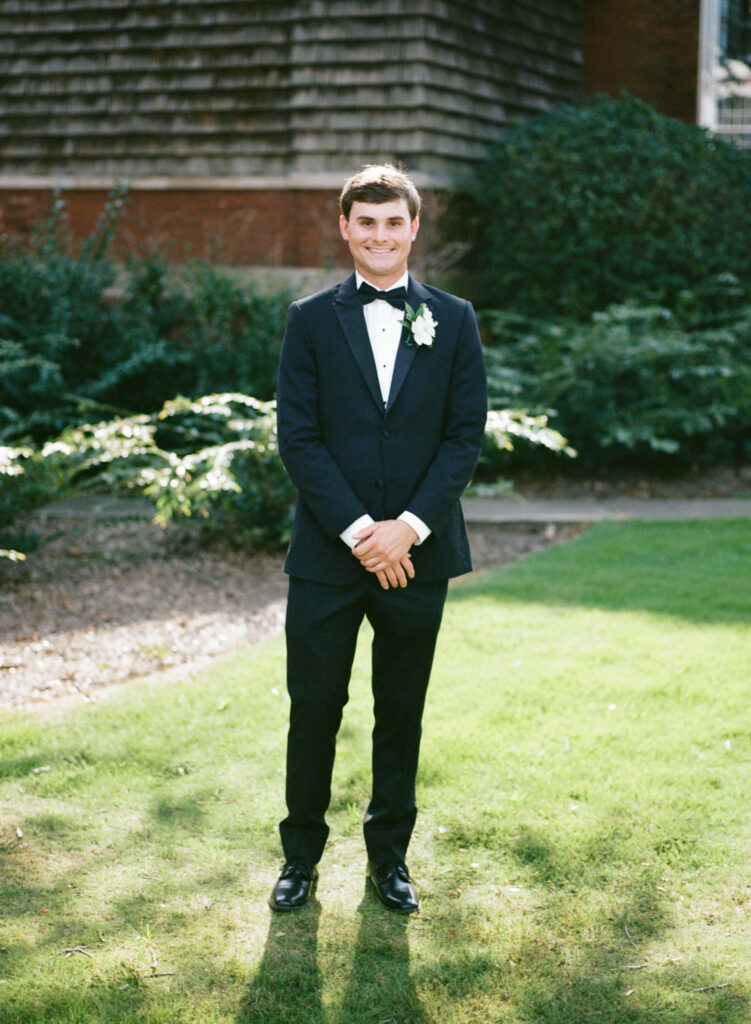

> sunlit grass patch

[{"left": 1, "top": 520, "right": 750, "bottom": 1022}]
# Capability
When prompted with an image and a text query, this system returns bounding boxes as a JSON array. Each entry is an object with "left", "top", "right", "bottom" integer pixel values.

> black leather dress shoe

[
  {"left": 269, "top": 859, "right": 318, "bottom": 911},
  {"left": 366, "top": 861, "right": 419, "bottom": 914}
]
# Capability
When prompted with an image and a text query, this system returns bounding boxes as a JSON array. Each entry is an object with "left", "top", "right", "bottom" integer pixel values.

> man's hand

[{"left": 353, "top": 519, "right": 418, "bottom": 590}]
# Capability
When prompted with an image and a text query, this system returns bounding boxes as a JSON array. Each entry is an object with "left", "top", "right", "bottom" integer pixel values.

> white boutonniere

[{"left": 401, "top": 302, "right": 437, "bottom": 348}]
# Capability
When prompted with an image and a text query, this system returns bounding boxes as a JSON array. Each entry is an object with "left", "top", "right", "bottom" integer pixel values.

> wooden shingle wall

[{"left": 0, "top": 0, "right": 584, "bottom": 183}]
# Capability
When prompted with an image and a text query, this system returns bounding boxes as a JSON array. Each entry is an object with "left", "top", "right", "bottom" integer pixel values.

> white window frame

[
  {"left": 698, "top": 0, "right": 751, "bottom": 145},
  {"left": 698, "top": 0, "right": 722, "bottom": 129}
]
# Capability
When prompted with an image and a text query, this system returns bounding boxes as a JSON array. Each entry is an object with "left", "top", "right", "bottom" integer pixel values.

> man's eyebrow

[{"left": 355, "top": 214, "right": 406, "bottom": 222}]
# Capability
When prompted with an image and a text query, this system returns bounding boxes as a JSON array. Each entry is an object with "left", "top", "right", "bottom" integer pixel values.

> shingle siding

[{"left": 0, "top": 0, "right": 584, "bottom": 182}]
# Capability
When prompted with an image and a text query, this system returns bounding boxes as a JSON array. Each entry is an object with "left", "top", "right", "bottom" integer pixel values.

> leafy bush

[
  {"left": 482, "top": 280, "right": 751, "bottom": 469},
  {"left": 0, "top": 391, "right": 297, "bottom": 560},
  {"left": 0, "top": 442, "right": 70, "bottom": 560},
  {"left": 474, "top": 409, "right": 575, "bottom": 486},
  {"left": 173, "top": 264, "right": 291, "bottom": 401},
  {"left": 57, "top": 396, "right": 573, "bottom": 548},
  {"left": 53, "top": 394, "right": 297, "bottom": 551},
  {"left": 0, "top": 192, "right": 582, "bottom": 559},
  {"left": 0, "top": 192, "right": 291, "bottom": 445},
  {"left": 1, "top": 393, "right": 574, "bottom": 559},
  {"left": 473, "top": 94, "right": 751, "bottom": 318}
]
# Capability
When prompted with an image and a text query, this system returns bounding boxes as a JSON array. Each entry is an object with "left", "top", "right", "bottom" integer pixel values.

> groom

[{"left": 271, "top": 164, "right": 487, "bottom": 914}]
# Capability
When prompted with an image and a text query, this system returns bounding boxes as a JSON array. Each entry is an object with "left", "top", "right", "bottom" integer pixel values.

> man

[{"left": 270, "top": 164, "right": 487, "bottom": 914}]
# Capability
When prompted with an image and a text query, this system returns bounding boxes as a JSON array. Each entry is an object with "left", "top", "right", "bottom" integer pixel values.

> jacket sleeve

[
  {"left": 403, "top": 301, "right": 487, "bottom": 536},
  {"left": 276, "top": 302, "right": 370, "bottom": 539}
]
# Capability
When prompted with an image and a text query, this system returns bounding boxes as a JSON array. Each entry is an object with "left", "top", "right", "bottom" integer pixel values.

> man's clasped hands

[{"left": 352, "top": 519, "right": 419, "bottom": 589}]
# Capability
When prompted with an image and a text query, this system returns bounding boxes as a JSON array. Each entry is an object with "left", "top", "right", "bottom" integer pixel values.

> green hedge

[
  {"left": 0, "top": 444, "right": 69, "bottom": 560},
  {"left": 0, "top": 192, "right": 291, "bottom": 445},
  {"left": 473, "top": 94, "right": 751, "bottom": 318},
  {"left": 61, "top": 393, "right": 297, "bottom": 551},
  {"left": 1, "top": 396, "right": 572, "bottom": 560},
  {"left": 482, "top": 277, "right": 751, "bottom": 470},
  {"left": 0, "top": 190, "right": 577, "bottom": 560}
]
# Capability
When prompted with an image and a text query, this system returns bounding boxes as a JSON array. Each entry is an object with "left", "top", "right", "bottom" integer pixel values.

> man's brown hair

[{"left": 339, "top": 164, "right": 422, "bottom": 221}]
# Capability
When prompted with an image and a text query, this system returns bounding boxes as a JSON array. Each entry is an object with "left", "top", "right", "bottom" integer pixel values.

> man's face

[{"left": 339, "top": 199, "right": 419, "bottom": 288}]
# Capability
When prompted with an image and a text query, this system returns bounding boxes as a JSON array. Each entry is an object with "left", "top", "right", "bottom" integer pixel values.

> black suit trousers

[{"left": 280, "top": 573, "right": 448, "bottom": 867}]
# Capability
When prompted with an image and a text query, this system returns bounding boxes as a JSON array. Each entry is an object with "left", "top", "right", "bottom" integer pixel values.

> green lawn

[{"left": 1, "top": 520, "right": 750, "bottom": 1024}]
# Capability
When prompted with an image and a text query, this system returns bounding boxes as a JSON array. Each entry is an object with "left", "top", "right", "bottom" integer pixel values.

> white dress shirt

[
  {"left": 359, "top": 271, "right": 406, "bottom": 405},
  {"left": 339, "top": 272, "right": 431, "bottom": 551}
]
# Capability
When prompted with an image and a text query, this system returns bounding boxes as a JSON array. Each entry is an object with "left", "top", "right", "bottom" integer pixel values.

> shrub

[
  {"left": 173, "top": 264, "right": 290, "bottom": 401},
  {"left": 0, "top": 393, "right": 294, "bottom": 560},
  {"left": 0, "top": 442, "right": 70, "bottom": 560},
  {"left": 0, "top": 194, "right": 291, "bottom": 445},
  {"left": 146, "top": 394, "right": 295, "bottom": 550},
  {"left": 474, "top": 409, "right": 575, "bottom": 486},
  {"left": 481, "top": 282, "right": 751, "bottom": 470},
  {"left": 1, "top": 393, "right": 575, "bottom": 559},
  {"left": 56, "top": 394, "right": 297, "bottom": 552},
  {"left": 474, "top": 94, "right": 751, "bottom": 318}
]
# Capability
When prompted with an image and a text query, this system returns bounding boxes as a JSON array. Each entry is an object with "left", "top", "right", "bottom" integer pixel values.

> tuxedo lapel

[
  {"left": 333, "top": 274, "right": 385, "bottom": 414},
  {"left": 386, "top": 276, "right": 432, "bottom": 412}
]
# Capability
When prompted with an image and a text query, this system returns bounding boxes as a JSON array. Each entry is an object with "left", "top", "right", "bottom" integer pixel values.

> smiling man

[{"left": 270, "top": 164, "right": 487, "bottom": 914}]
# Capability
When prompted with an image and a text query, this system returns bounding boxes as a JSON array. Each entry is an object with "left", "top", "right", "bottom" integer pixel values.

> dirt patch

[{"left": 0, "top": 505, "right": 575, "bottom": 712}]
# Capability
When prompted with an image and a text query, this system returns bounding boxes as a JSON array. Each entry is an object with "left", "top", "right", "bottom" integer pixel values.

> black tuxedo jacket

[{"left": 276, "top": 272, "right": 487, "bottom": 584}]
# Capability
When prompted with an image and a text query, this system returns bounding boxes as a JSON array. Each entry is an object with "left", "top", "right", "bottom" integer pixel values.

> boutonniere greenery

[{"left": 401, "top": 302, "right": 437, "bottom": 348}]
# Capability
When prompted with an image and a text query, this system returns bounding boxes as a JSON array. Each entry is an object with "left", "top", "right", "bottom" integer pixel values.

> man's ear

[
  {"left": 410, "top": 217, "right": 420, "bottom": 240},
  {"left": 339, "top": 215, "right": 350, "bottom": 240}
]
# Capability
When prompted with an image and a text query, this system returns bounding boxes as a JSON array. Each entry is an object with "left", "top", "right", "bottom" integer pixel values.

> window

[
  {"left": 699, "top": 0, "right": 751, "bottom": 147},
  {"left": 724, "top": 0, "right": 751, "bottom": 61}
]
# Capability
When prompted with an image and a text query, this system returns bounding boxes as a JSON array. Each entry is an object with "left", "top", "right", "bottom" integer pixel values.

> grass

[{"left": 1, "top": 519, "right": 750, "bottom": 1023}]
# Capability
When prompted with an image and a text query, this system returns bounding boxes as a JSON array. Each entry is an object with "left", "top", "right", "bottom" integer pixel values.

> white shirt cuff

[
  {"left": 398, "top": 511, "right": 431, "bottom": 545},
  {"left": 340, "top": 513, "right": 375, "bottom": 550}
]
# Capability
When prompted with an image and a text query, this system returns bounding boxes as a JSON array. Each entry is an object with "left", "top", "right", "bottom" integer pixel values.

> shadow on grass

[
  {"left": 239, "top": 902, "right": 325, "bottom": 1024},
  {"left": 333, "top": 892, "right": 427, "bottom": 1024},
  {"left": 2, "top": 805, "right": 747, "bottom": 1023},
  {"left": 502, "top": 871, "right": 748, "bottom": 1024},
  {"left": 418, "top": 824, "right": 749, "bottom": 1024},
  {"left": 238, "top": 890, "right": 425, "bottom": 1024},
  {"left": 0, "top": 979, "right": 151, "bottom": 1024},
  {"left": 452, "top": 520, "right": 751, "bottom": 626},
  {"left": 0, "top": 779, "right": 256, "bottom": 1023}
]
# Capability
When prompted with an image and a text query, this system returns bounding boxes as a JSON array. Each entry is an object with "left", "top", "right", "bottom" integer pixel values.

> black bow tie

[{"left": 357, "top": 282, "right": 407, "bottom": 309}]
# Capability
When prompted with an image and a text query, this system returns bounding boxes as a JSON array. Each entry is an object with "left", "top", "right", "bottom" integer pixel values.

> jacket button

[
  {"left": 375, "top": 479, "right": 384, "bottom": 489},
  {"left": 384, "top": 429, "right": 392, "bottom": 438}
]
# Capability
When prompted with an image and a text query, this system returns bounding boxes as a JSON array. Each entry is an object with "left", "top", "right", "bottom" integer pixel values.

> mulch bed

[
  {"left": 0, "top": 506, "right": 575, "bottom": 712},
  {"left": 2, "top": 466, "right": 748, "bottom": 712}
]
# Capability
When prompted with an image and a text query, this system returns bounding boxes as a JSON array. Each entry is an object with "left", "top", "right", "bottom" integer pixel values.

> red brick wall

[
  {"left": 583, "top": 0, "right": 701, "bottom": 122},
  {"left": 0, "top": 188, "right": 352, "bottom": 269},
  {"left": 0, "top": 185, "right": 447, "bottom": 270}
]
